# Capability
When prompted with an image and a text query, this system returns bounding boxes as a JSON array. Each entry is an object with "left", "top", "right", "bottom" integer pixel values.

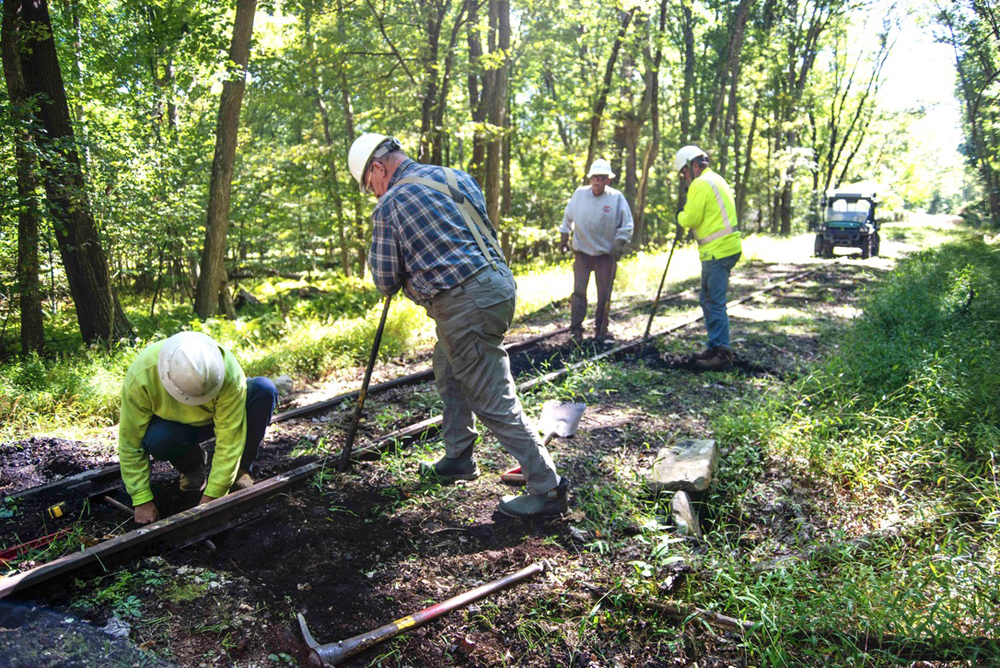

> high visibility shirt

[
  {"left": 117, "top": 340, "right": 248, "bottom": 506},
  {"left": 677, "top": 167, "right": 742, "bottom": 262}
]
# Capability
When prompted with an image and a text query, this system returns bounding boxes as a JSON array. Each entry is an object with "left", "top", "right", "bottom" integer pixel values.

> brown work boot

[
  {"left": 695, "top": 346, "right": 734, "bottom": 371},
  {"left": 178, "top": 446, "right": 207, "bottom": 492},
  {"left": 230, "top": 469, "right": 254, "bottom": 492}
]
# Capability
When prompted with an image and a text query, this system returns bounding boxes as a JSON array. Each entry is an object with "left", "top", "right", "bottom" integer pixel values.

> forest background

[{"left": 1, "top": 0, "right": 999, "bottom": 432}]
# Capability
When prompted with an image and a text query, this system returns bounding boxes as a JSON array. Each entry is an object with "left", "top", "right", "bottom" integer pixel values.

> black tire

[
  {"left": 872, "top": 232, "right": 880, "bottom": 257},
  {"left": 860, "top": 234, "right": 871, "bottom": 260},
  {"left": 814, "top": 235, "right": 825, "bottom": 257}
]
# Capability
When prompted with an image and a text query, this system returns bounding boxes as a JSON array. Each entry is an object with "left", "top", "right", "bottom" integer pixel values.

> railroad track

[{"left": 0, "top": 267, "right": 816, "bottom": 599}]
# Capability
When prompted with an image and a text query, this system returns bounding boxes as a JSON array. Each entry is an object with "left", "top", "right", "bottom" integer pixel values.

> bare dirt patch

[{"left": 1, "top": 257, "right": 889, "bottom": 666}]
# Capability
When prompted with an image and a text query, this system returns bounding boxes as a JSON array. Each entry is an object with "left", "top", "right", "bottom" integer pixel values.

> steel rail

[
  {"left": 0, "top": 269, "right": 815, "bottom": 599},
  {"left": 7, "top": 285, "right": 698, "bottom": 503}
]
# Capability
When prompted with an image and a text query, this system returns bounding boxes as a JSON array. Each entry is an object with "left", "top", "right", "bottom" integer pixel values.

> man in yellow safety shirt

[
  {"left": 118, "top": 331, "right": 278, "bottom": 524},
  {"left": 675, "top": 145, "right": 742, "bottom": 370}
]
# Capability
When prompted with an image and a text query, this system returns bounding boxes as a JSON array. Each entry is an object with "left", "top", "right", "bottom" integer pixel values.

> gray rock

[
  {"left": 273, "top": 374, "right": 293, "bottom": 396},
  {"left": 99, "top": 616, "right": 130, "bottom": 638},
  {"left": 670, "top": 490, "right": 703, "bottom": 540},
  {"left": 647, "top": 438, "right": 717, "bottom": 494},
  {"left": 233, "top": 288, "right": 261, "bottom": 310}
]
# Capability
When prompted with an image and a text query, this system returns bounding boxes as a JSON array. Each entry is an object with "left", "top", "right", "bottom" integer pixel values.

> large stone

[
  {"left": 648, "top": 438, "right": 717, "bottom": 494},
  {"left": 233, "top": 288, "right": 261, "bottom": 310},
  {"left": 273, "top": 374, "right": 294, "bottom": 397},
  {"left": 670, "top": 490, "right": 703, "bottom": 540}
]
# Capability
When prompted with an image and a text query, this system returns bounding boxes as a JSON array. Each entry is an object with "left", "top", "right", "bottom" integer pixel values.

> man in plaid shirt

[{"left": 348, "top": 133, "right": 569, "bottom": 520}]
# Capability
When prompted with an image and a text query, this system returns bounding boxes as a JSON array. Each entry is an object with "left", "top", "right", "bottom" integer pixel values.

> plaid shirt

[{"left": 369, "top": 159, "right": 506, "bottom": 302}]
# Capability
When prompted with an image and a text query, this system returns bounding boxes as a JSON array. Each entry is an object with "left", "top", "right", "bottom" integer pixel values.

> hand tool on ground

[
  {"left": 101, "top": 495, "right": 133, "bottom": 515},
  {"left": 297, "top": 561, "right": 546, "bottom": 666},
  {"left": 101, "top": 495, "right": 217, "bottom": 553},
  {"left": 641, "top": 232, "right": 682, "bottom": 345},
  {"left": 501, "top": 401, "right": 586, "bottom": 484},
  {"left": 0, "top": 529, "right": 71, "bottom": 565},
  {"left": 338, "top": 294, "right": 393, "bottom": 472}
]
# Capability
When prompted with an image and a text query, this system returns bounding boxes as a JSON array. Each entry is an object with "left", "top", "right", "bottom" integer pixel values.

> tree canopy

[{"left": 0, "top": 0, "right": 989, "bottom": 350}]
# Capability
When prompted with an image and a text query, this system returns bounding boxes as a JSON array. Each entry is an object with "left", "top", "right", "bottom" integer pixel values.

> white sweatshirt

[{"left": 559, "top": 185, "right": 634, "bottom": 256}]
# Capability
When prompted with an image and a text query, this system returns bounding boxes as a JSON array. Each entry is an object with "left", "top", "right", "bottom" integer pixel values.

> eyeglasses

[
  {"left": 364, "top": 162, "right": 377, "bottom": 192},
  {"left": 590, "top": 175, "right": 609, "bottom": 182}
]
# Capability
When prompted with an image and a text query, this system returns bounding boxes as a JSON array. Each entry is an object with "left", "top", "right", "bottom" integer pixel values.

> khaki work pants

[{"left": 425, "top": 265, "right": 561, "bottom": 495}]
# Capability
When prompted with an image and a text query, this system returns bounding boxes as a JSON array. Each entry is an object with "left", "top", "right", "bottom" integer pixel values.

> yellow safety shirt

[
  {"left": 678, "top": 167, "right": 742, "bottom": 262},
  {"left": 117, "top": 340, "right": 248, "bottom": 505}
]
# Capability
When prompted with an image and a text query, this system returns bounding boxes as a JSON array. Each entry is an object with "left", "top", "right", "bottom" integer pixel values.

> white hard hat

[
  {"left": 675, "top": 145, "right": 708, "bottom": 172},
  {"left": 348, "top": 133, "right": 401, "bottom": 194},
  {"left": 587, "top": 158, "right": 615, "bottom": 179},
  {"left": 157, "top": 332, "right": 225, "bottom": 406}
]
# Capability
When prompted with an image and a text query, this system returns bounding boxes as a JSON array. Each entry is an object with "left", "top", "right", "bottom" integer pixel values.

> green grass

[{"left": 706, "top": 235, "right": 1000, "bottom": 662}]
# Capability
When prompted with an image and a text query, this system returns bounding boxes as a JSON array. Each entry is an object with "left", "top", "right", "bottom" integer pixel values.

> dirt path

[{"left": 0, "top": 247, "right": 897, "bottom": 666}]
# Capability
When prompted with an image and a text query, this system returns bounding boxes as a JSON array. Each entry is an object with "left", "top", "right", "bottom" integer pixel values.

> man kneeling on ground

[{"left": 118, "top": 331, "right": 278, "bottom": 525}]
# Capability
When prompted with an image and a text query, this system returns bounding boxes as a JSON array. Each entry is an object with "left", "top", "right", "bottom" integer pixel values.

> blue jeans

[
  {"left": 700, "top": 252, "right": 741, "bottom": 349},
  {"left": 141, "top": 377, "right": 278, "bottom": 474}
]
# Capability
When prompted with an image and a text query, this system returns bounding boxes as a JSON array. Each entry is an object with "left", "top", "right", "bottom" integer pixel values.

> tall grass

[{"left": 711, "top": 236, "right": 1000, "bottom": 661}]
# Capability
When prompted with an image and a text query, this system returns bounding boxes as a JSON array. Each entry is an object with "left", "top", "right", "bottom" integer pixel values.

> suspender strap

[
  {"left": 696, "top": 177, "right": 737, "bottom": 246},
  {"left": 395, "top": 169, "right": 503, "bottom": 270}
]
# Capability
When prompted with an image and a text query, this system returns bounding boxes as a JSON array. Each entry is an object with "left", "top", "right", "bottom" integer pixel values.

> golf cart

[{"left": 814, "top": 188, "right": 880, "bottom": 259}]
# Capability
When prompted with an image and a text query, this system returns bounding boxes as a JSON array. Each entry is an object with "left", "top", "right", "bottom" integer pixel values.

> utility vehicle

[{"left": 814, "top": 188, "right": 879, "bottom": 259}]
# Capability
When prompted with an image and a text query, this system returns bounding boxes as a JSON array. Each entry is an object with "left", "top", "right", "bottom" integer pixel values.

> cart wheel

[
  {"left": 814, "top": 235, "right": 825, "bottom": 257},
  {"left": 860, "top": 235, "right": 871, "bottom": 260},
  {"left": 871, "top": 232, "right": 880, "bottom": 257}
]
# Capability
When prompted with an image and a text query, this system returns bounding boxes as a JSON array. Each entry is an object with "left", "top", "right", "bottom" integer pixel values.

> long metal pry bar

[{"left": 297, "top": 561, "right": 547, "bottom": 666}]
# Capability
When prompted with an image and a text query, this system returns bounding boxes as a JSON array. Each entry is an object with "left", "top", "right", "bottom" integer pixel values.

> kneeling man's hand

[{"left": 134, "top": 501, "right": 159, "bottom": 525}]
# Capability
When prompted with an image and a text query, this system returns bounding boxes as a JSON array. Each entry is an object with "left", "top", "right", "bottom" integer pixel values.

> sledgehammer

[{"left": 297, "top": 561, "right": 546, "bottom": 666}]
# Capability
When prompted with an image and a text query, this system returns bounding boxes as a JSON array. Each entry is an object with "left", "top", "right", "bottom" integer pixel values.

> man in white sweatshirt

[{"left": 559, "top": 159, "right": 634, "bottom": 342}]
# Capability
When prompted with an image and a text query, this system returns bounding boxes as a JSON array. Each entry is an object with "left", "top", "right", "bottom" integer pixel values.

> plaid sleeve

[{"left": 369, "top": 203, "right": 404, "bottom": 295}]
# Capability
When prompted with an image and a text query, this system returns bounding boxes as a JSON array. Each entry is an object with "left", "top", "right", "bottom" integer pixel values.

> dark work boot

[
  {"left": 694, "top": 346, "right": 717, "bottom": 361},
  {"left": 497, "top": 478, "right": 569, "bottom": 519},
  {"left": 695, "top": 346, "right": 734, "bottom": 371},
  {"left": 420, "top": 449, "right": 480, "bottom": 482}
]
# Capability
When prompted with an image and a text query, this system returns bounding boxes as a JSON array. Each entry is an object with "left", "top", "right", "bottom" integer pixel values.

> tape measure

[{"left": 46, "top": 502, "right": 68, "bottom": 520}]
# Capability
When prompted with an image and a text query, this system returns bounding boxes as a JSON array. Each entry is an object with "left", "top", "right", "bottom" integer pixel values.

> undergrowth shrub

[{"left": 709, "top": 236, "right": 1000, "bottom": 661}]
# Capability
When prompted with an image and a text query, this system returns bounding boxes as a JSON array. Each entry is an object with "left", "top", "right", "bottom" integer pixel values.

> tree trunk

[
  {"left": 2, "top": 0, "right": 44, "bottom": 353},
  {"left": 679, "top": 0, "right": 695, "bottom": 143},
  {"left": 483, "top": 0, "right": 509, "bottom": 227},
  {"left": 194, "top": 0, "right": 256, "bottom": 319},
  {"left": 735, "top": 100, "right": 759, "bottom": 224},
  {"left": 16, "top": 0, "right": 132, "bottom": 344},
  {"left": 633, "top": 0, "right": 667, "bottom": 248},
  {"left": 585, "top": 8, "right": 636, "bottom": 177},
  {"left": 466, "top": 0, "right": 486, "bottom": 183},
  {"left": 340, "top": 71, "right": 367, "bottom": 279}
]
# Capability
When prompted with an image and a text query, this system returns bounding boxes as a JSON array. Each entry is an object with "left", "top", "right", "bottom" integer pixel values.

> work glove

[
  {"left": 674, "top": 224, "right": 685, "bottom": 244},
  {"left": 612, "top": 238, "right": 627, "bottom": 260}
]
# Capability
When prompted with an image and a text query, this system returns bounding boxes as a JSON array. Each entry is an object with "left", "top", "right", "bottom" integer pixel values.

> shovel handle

[
  {"left": 643, "top": 235, "right": 680, "bottom": 343},
  {"left": 338, "top": 294, "right": 393, "bottom": 472}
]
